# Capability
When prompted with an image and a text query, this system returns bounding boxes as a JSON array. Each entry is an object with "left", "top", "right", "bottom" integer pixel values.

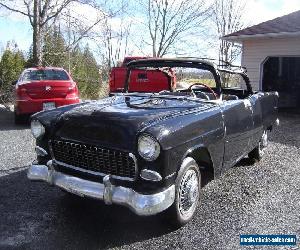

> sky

[
  {"left": 245, "top": 0, "right": 300, "bottom": 25},
  {"left": 0, "top": 0, "right": 299, "bottom": 60}
]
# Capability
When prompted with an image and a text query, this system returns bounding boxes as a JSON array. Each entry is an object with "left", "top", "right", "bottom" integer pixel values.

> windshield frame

[
  {"left": 218, "top": 68, "right": 253, "bottom": 94},
  {"left": 125, "top": 59, "right": 222, "bottom": 95},
  {"left": 124, "top": 58, "right": 252, "bottom": 95}
]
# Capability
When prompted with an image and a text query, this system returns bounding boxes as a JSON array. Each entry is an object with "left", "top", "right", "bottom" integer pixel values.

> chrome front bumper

[{"left": 27, "top": 162, "right": 175, "bottom": 216}]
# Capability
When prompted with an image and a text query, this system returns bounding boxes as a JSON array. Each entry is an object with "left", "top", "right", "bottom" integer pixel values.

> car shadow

[
  {"left": 0, "top": 107, "right": 30, "bottom": 131},
  {"left": 0, "top": 170, "right": 175, "bottom": 249},
  {"left": 235, "top": 157, "right": 256, "bottom": 167}
]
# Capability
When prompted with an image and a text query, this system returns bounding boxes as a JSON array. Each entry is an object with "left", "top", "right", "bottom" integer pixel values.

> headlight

[
  {"left": 138, "top": 134, "right": 160, "bottom": 161},
  {"left": 31, "top": 120, "right": 45, "bottom": 139}
]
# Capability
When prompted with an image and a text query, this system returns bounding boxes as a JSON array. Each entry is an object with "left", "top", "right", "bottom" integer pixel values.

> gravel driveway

[{"left": 0, "top": 106, "right": 299, "bottom": 250}]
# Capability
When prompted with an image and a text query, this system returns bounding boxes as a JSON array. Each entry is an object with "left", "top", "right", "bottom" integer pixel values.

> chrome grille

[{"left": 51, "top": 140, "right": 136, "bottom": 180}]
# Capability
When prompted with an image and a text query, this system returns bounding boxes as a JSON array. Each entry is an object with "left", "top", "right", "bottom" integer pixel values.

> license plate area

[{"left": 43, "top": 102, "right": 56, "bottom": 110}]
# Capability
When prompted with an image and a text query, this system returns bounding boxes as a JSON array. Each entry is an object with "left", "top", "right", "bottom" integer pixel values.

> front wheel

[
  {"left": 164, "top": 157, "right": 201, "bottom": 228},
  {"left": 248, "top": 130, "right": 268, "bottom": 161}
]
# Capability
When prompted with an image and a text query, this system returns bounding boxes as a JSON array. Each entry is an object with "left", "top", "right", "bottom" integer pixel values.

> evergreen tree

[
  {"left": 26, "top": 45, "right": 35, "bottom": 68},
  {"left": 43, "top": 26, "right": 67, "bottom": 67},
  {"left": 71, "top": 45, "right": 101, "bottom": 99},
  {"left": 0, "top": 43, "right": 25, "bottom": 104},
  {"left": 0, "top": 45, "right": 25, "bottom": 89}
]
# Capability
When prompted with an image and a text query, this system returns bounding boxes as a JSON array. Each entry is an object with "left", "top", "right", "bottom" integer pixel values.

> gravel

[
  {"left": 0, "top": 106, "right": 299, "bottom": 250},
  {"left": 0, "top": 106, "right": 35, "bottom": 177}
]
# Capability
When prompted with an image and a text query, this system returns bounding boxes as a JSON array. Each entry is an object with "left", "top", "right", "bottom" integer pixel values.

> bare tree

[
  {"left": 212, "top": 0, "right": 246, "bottom": 64},
  {"left": 143, "top": 0, "right": 211, "bottom": 57},
  {"left": 103, "top": 18, "right": 132, "bottom": 69},
  {"left": 0, "top": 0, "right": 106, "bottom": 66}
]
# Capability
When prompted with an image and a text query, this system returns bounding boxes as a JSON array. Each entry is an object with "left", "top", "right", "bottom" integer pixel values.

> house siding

[{"left": 241, "top": 37, "right": 300, "bottom": 90}]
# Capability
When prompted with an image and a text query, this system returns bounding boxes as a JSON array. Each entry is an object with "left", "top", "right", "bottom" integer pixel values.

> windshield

[
  {"left": 175, "top": 67, "right": 216, "bottom": 89},
  {"left": 219, "top": 71, "right": 247, "bottom": 89},
  {"left": 124, "top": 59, "right": 252, "bottom": 98},
  {"left": 126, "top": 66, "right": 217, "bottom": 93},
  {"left": 22, "top": 69, "right": 70, "bottom": 81}
]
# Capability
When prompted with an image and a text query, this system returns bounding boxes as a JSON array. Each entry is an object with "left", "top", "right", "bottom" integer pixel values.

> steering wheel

[{"left": 188, "top": 83, "right": 217, "bottom": 100}]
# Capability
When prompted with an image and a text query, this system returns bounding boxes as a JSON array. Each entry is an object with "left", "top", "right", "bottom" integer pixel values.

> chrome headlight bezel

[
  {"left": 138, "top": 134, "right": 160, "bottom": 161},
  {"left": 31, "top": 120, "right": 45, "bottom": 139}
]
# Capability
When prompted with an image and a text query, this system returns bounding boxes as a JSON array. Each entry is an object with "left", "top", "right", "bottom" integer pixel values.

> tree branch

[{"left": 0, "top": 1, "right": 33, "bottom": 18}]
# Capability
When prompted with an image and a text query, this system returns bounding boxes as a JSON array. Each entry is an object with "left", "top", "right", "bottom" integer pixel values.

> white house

[{"left": 223, "top": 10, "right": 300, "bottom": 107}]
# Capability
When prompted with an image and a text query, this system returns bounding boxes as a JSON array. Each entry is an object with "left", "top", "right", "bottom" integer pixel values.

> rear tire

[{"left": 163, "top": 157, "right": 201, "bottom": 228}]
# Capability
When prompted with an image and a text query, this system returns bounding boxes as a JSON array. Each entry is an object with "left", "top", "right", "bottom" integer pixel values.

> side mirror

[{"left": 12, "top": 80, "right": 17, "bottom": 85}]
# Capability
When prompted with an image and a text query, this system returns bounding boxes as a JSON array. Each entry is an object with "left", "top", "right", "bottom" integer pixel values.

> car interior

[{"left": 155, "top": 67, "right": 251, "bottom": 101}]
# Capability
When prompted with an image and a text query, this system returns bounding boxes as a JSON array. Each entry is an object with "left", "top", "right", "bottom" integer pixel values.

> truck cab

[{"left": 109, "top": 57, "right": 176, "bottom": 93}]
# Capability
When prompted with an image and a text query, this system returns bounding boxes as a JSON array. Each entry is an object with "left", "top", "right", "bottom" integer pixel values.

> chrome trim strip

[
  {"left": 49, "top": 140, "right": 138, "bottom": 182},
  {"left": 27, "top": 164, "right": 175, "bottom": 216},
  {"left": 165, "top": 172, "right": 176, "bottom": 180}
]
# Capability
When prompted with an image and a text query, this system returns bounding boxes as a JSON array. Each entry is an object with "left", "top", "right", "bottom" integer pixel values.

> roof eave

[
  {"left": 222, "top": 31, "right": 300, "bottom": 42},
  {"left": 221, "top": 31, "right": 300, "bottom": 43}
]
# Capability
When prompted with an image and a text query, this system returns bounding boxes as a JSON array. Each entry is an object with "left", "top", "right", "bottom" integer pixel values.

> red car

[{"left": 14, "top": 67, "right": 80, "bottom": 124}]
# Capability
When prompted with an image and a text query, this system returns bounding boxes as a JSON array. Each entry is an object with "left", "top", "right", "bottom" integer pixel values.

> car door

[{"left": 220, "top": 99, "right": 254, "bottom": 171}]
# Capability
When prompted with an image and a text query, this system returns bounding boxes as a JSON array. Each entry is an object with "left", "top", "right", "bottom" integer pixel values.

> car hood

[{"left": 46, "top": 95, "right": 215, "bottom": 150}]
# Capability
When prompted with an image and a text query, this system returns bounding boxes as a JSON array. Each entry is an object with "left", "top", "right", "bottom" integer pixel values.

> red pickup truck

[{"left": 109, "top": 57, "right": 176, "bottom": 93}]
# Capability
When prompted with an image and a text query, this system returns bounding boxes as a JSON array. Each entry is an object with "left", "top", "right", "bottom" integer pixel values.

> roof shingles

[{"left": 224, "top": 10, "right": 300, "bottom": 38}]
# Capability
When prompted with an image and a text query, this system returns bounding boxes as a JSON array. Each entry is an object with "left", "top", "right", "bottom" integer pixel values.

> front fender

[{"left": 143, "top": 106, "right": 224, "bottom": 180}]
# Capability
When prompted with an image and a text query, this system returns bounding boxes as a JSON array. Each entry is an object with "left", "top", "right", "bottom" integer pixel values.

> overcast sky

[{"left": 0, "top": 0, "right": 299, "bottom": 59}]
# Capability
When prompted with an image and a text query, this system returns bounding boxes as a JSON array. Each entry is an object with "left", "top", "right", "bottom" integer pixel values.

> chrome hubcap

[
  {"left": 179, "top": 169, "right": 199, "bottom": 216},
  {"left": 188, "top": 178, "right": 198, "bottom": 203}
]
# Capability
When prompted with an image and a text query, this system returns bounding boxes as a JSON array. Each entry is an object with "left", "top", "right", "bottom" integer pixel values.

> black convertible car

[{"left": 28, "top": 58, "right": 279, "bottom": 227}]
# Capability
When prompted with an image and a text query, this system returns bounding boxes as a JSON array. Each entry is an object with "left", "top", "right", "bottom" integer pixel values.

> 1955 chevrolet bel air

[{"left": 27, "top": 58, "right": 279, "bottom": 227}]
